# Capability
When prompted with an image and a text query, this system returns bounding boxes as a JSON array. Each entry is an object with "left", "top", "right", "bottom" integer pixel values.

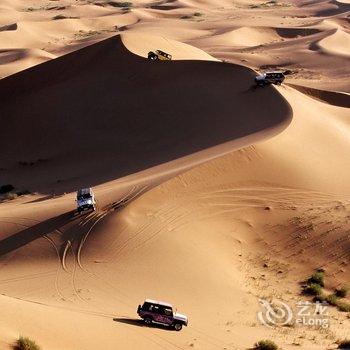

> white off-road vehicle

[
  {"left": 255, "top": 71, "right": 285, "bottom": 86},
  {"left": 76, "top": 188, "right": 96, "bottom": 213},
  {"left": 137, "top": 299, "right": 188, "bottom": 331}
]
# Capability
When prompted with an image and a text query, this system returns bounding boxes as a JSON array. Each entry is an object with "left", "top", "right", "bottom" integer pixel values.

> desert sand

[{"left": 0, "top": 0, "right": 349, "bottom": 349}]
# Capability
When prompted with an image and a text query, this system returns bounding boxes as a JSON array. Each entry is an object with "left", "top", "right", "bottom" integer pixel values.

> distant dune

[
  {"left": 0, "top": 1, "right": 349, "bottom": 350},
  {"left": 318, "top": 28, "right": 350, "bottom": 56},
  {"left": 287, "top": 83, "right": 350, "bottom": 107}
]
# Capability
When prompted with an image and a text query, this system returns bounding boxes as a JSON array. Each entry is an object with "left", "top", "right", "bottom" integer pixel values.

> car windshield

[{"left": 78, "top": 194, "right": 91, "bottom": 200}]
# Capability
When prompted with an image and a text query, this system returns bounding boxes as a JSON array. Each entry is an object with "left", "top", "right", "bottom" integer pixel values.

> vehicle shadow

[
  {"left": 25, "top": 195, "right": 56, "bottom": 204},
  {"left": 113, "top": 318, "right": 172, "bottom": 331}
]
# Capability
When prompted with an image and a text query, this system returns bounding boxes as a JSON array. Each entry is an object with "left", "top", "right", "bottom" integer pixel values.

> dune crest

[
  {"left": 121, "top": 32, "right": 218, "bottom": 60},
  {"left": 287, "top": 83, "right": 350, "bottom": 108},
  {"left": 0, "top": 34, "right": 291, "bottom": 194},
  {"left": 318, "top": 28, "right": 350, "bottom": 56}
]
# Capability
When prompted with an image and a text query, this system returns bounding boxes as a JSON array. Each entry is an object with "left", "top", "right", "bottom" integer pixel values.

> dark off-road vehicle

[
  {"left": 255, "top": 71, "right": 285, "bottom": 86},
  {"left": 148, "top": 49, "right": 172, "bottom": 61},
  {"left": 137, "top": 299, "right": 188, "bottom": 331}
]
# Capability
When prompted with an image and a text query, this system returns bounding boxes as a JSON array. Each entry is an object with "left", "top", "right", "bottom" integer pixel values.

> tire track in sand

[
  {"left": 76, "top": 186, "right": 148, "bottom": 271},
  {"left": 0, "top": 218, "right": 68, "bottom": 300}
]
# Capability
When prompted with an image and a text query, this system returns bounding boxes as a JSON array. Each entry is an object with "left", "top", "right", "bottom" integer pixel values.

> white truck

[
  {"left": 76, "top": 188, "right": 96, "bottom": 213},
  {"left": 255, "top": 71, "right": 285, "bottom": 86}
]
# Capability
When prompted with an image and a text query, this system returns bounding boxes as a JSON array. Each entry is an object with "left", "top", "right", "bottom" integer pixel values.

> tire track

[
  {"left": 61, "top": 240, "right": 72, "bottom": 272},
  {"left": 0, "top": 217, "right": 71, "bottom": 300},
  {"left": 69, "top": 241, "right": 85, "bottom": 301},
  {"left": 106, "top": 220, "right": 154, "bottom": 262},
  {"left": 0, "top": 271, "right": 56, "bottom": 284},
  {"left": 78, "top": 211, "right": 98, "bottom": 227},
  {"left": 77, "top": 212, "right": 108, "bottom": 271},
  {"left": 108, "top": 185, "right": 148, "bottom": 211},
  {"left": 0, "top": 216, "right": 237, "bottom": 349},
  {"left": 77, "top": 185, "right": 149, "bottom": 271},
  {"left": 43, "top": 235, "right": 67, "bottom": 301}
]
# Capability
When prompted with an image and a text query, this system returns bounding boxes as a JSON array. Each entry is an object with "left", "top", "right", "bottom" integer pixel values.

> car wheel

[
  {"left": 174, "top": 323, "right": 182, "bottom": 331},
  {"left": 144, "top": 318, "right": 153, "bottom": 326}
]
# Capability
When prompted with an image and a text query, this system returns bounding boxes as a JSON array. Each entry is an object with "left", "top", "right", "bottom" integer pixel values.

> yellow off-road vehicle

[{"left": 148, "top": 49, "right": 172, "bottom": 61}]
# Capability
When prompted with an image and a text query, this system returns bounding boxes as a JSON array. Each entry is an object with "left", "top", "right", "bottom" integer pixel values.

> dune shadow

[
  {"left": 0, "top": 210, "right": 76, "bottom": 256},
  {"left": 276, "top": 27, "right": 320, "bottom": 39},
  {"left": 0, "top": 35, "right": 292, "bottom": 195},
  {"left": 0, "top": 23, "right": 17, "bottom": 32},
  {"left": 287, "top": 83, "right": 350, "bottom": 108},
  {"left": 150, "top": 4, "right": 179, "bottom": 10}
]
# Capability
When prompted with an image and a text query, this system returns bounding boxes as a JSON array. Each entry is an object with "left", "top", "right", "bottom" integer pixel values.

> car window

[
  {"left": 164, "top": 308, "right": 172, "bottom": 316},
  {"left": 149, "top": 305, "right": 160, "bottom": 313}
]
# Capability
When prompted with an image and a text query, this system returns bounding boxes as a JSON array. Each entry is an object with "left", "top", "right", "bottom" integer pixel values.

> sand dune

[
  {"left": 1, "top": 0, "right": 349, "bottom": 89},
  {"left": 318, "top": 28, "right": 350, "bottom": 56},
  {"left": 0, "top": 34, "right": 291, "bottom": 194},
  {"left": 121, "top": 32, "right": 217, "bottom": 60},
  {"left": 0, "top": 1, "right": 350, "bottom": 350},
  {"left": 0, "top": 48, "right": 56, "bottom": 79},
  {"left": 287, "top": 83, "right": 350, "bottom": 107},
  {"left": 0, "top": 79, "right": 349, "bottom": 349},
  {"left": 191, "top": 26, "right": 281, "bottom": 48}
]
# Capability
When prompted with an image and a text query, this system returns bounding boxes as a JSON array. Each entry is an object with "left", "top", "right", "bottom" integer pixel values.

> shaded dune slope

[
  {"left": 0, "top": 35, "right": 291, "bottom": 193},
  {"left": 287, "top": 83, "right": 350, "bottom": 108}
]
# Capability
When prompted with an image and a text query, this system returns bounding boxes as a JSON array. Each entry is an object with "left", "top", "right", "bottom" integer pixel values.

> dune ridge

[
  {"left": 287, "top": 82, "right": 350, "bottom": 107},
  {"left": 0, "top": 1, "right": 349, "bottom": 350},
  {"left": 0, "top": 33, "right": 291, "bottom": 194}
]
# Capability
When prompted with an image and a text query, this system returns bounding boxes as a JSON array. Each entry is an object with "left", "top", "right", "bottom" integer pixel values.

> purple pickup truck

[{"left": 137, "top": 299, "right": 188, "bottom": 331}]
